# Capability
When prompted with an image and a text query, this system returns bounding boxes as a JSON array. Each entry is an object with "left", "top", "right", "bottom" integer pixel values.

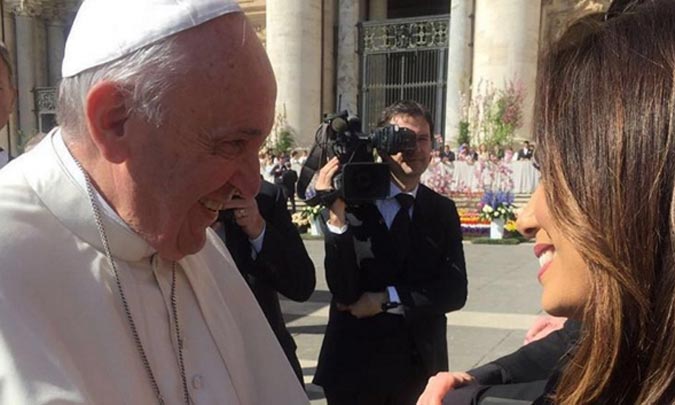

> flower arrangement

[
  {"left": 291, "top": 211, "right": 311, "bottom": 230},
  {"left": 291, "top": 205, "right": 323, "bottom": 232},
  {"left": 459, "top": 79, "right": 525, "bottom": 149},
  {"left": 422, "top": 160, "right": 453, "bottom": 196},
  {"left": 504, "top": 219, "right": 518, "bottom": 233},
  {"left": 302, "top": 205, "right": 323, "bottom": 220},
  {"left": 474, "top": 159, "right": 515, "bottom": 192},
  {"left": 478, "top": 190, "right": 516, "bottom": 222}
]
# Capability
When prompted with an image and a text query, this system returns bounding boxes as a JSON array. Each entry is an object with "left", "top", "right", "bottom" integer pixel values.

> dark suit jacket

[
  {"left": 219, "top": 181, "right": 316, "bottom": 386},
  {"left": 516, "top": 148, "right": 533, "bottom": 160},
  {"left": 442, "top": 320, "right": 581, "bottom": 404},
  {"left": 314, "top": 184, "right": 468, "bottom": 392}
]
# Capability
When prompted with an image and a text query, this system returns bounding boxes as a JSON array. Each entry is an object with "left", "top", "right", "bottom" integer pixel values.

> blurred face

[
  {"left": 120, "top": 14, "right": 276, "bottom": 260},
  {"left": 383, "top": 113, "right": 432, "bottom": 186},
  {"left": 516, "top": 184, "right": 591, "bottom": 317},
  {"left": 0, "top": 59, "right": 15, "bottom": 128}
]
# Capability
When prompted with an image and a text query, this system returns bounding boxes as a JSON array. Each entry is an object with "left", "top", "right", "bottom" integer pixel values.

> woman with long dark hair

[{"left": 419, "top": 1, "right": 675, "bottom": 403}]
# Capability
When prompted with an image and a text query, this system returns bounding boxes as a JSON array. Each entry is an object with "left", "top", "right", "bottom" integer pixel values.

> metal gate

[{"left": 359, "top": 15, "right": 449, "bottom": 136}]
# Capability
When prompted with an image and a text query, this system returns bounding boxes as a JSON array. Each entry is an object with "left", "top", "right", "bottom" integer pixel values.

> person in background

[
  {"left": 440, "top": 144, "right": 455, "bottom": 162},
  {"left": 457, "top": 144, "right": 469, "bottom": 161},
  {"left": 299, "top": 149, "right": 309, "bottom": 165},
  {"left": 516, "top": 141, "right": 533, "bottom": 160},
  {"left": 0, "top": 0, "right": 308, "bottom": 403},
  {"left": 290, "top": 149, "right": 303, "bottom": 172},
  {"left": 313, "top": 100, "right": 467, "bottom": 405},
  {"left": 477, "top": 143, "right": 489, "bottom": 161},
  {"left": 503, "top": 146, "right": 515, "bottom": 164},
  {"left": 259, "top": 149, "right": 272, "bottom": 181},
  {"left": 213, "top": 179, "right": 315, "bottom": 387}
]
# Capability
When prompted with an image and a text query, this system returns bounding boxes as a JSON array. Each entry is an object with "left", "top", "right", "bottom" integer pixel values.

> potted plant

[
  {"left": 300, "top": 205, "right": 323, "bottom": 236},
  {"left": 478, "top": 190, "right": 516, "bottom": 239}
]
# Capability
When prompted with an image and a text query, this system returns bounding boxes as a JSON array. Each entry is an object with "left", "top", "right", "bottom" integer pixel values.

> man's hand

[
  {"left": 416, "top": 372, "right": 475, "bottom": 405},
  {"left": 336, "top": 291, "right": 387, "bottom": 319},
  {"left": 315, "top": 156, "right": 339, "bottom": 192},
  {"left": 315, "top": 157, "right": 346, "bottom": 227},
  {"left": 524, "top": 315, "right": 567, "bottom": 345},
  {"left": 221, "top": 197, "right": 265, "bottom": 240}
]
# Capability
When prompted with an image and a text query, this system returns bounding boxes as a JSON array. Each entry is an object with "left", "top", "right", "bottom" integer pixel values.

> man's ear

[{"left": 85, "top": 81, "right": 131, "bottom": 163}]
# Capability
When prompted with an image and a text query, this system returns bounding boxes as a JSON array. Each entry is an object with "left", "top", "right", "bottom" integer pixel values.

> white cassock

[{"left": 0, "top": 130, "right": 309, "bottom": 405}]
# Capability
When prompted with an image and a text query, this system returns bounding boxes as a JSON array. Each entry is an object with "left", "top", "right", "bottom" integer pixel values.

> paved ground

[{"left": 282, "top": 239, "right": 544, "bottom": 404}]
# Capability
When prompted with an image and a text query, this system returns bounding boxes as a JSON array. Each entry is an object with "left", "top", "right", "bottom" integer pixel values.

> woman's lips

[
  {"left": 534, "top": 243, "right": 553, "bottom": 258},
  {"left": 534, "top": 243, "right": 555, "bottom": 282}
]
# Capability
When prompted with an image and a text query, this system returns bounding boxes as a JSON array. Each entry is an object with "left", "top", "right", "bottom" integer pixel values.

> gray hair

[{"left": 57, "top": 37, "right": 188, "bottom": 136}]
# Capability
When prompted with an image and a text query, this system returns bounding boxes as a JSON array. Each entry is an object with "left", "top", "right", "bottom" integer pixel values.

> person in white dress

[{"left": 0, "top": 1, "right": 308, "bottom": 404}]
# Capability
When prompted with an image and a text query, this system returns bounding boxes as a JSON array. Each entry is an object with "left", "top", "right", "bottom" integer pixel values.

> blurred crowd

[{"left": 437, "top": 140, "right": 535, "bottom": 165}]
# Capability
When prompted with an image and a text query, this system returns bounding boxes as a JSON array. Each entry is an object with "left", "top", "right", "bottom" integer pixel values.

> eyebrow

[
  {"left": 204, "top": 126, "right": 263, "bottom": 140},
  {"left": 240, "top": 128, "right": 262, "bottom": 137}
]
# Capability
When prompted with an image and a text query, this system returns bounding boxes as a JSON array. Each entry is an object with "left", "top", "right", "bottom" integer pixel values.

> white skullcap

[{"left": 62, "top": 0, "right": 241, "bottom": 78}]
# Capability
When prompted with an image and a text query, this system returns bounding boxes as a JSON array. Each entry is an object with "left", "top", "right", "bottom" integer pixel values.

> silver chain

[{"left": 76, "top": 160, "right": 190, "bottom": 405}]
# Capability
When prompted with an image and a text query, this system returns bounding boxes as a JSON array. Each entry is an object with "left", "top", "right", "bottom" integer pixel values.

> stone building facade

[{"left": 0, "top": 0, "right": 609, "bottom": 157}]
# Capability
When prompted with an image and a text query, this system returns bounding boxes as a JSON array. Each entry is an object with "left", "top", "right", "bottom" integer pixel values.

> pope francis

[{"left": 0, "top": 0, "right": 309, "bottom": 404}]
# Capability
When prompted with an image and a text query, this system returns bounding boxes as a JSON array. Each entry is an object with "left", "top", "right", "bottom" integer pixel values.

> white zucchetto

[{"left": 62, "top": 0, "right": 241, "bottom": 78}]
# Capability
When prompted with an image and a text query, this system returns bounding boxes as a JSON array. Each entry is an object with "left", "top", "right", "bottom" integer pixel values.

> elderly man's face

[{"left": 122, "top": 14, "right": 276, "bottom": 260}]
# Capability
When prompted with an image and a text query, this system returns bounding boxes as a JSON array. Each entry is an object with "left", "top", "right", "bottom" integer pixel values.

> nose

[
  {"left": 230, "top": 151, "right": 262, "bottom": 199},
  {"left": 516, "top": 184, "right": 542, "bottom": 239}
]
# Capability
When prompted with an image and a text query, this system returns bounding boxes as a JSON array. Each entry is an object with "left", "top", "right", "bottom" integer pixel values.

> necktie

[{"left": 390, "top": 193, "right": 414, "bottom": 260}]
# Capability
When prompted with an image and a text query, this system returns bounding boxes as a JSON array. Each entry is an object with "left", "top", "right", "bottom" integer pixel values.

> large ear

[{"left": 85, "top": 81, "right": 131, "bottom": 163}]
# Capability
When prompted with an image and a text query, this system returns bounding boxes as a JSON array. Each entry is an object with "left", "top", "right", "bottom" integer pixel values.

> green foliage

[
  {"left": 16, "top": 130, "right": 27, "bottom": 153},
  {"left": 273, "top": 128, "right": 295, "bottom": 155},
  {"left": 268, "top": 106, "right": 296, "bottom": 155},
  {"left": 457, "top": 121, "right": 471, "bottom": 147},
  {"left": 471, "top": 237, "right": 521, "bottom": 245}
]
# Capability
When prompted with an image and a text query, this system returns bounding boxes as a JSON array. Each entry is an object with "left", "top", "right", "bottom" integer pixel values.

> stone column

[
  {"left": 266, "top": 0, "right": 322, "bottom": 148},
  {"left": 14, "top": 11, "right": 38, "bottom": 143},
  {"left": 444, "top": 0, "right": 474, "bottom": 146},
  {"left": 1, "top": 6, "right": 17, "bottom": 156},
  {"left": 46, "top": 16, "right": 66, "bottom": 86},
  {"left": 335, "top": 0, "right": 360, "bottom": 115},
  {"left": 472, "top": 0, "right": 541, "bottom": 140},
  {"left": 369, "top": 0, "right": 387, "bottom": 20},
  {"left": 321, "top": 0, "right": 336, "bottom": 117}
]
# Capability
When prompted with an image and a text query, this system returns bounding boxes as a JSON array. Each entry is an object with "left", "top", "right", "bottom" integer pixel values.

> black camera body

[{"left": 308, "top": 111, "right": 417, "bottom": 204}]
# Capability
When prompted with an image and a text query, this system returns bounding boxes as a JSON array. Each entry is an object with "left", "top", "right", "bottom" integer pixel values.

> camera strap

[{"left": 297, "top": 124, "right": 340, "bottom": 207}]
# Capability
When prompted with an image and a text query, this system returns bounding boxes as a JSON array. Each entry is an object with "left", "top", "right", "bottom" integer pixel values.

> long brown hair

[{"left": 534, "top": 1, "right": 675, "bottom": 403}]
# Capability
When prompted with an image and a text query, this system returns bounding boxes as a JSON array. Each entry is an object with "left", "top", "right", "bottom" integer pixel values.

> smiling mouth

[
  {"left": 538, "top": 249, "right": 554, "bottom": 268},
  {"left": 199, "top": 198, "right": 224, "bottom": 213},
  {"left": 534, "top": 243, "right": 555, "bottom": 280}
]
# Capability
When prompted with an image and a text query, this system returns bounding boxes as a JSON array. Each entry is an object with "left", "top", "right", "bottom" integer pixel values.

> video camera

[{"left": 297, "top": 111, "right": 417, "bottom": 206}]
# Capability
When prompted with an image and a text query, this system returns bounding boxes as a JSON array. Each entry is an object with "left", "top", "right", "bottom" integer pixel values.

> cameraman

[
  {"left": 312, "top": 100, "right": 468, "bottom": 404},
  {"left": 213, "top": 180, "right": 316, "bottom": 387}
]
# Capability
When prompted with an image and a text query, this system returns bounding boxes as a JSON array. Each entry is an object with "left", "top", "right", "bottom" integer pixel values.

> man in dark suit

[
  {"left": 516, "top": 141, "right": 534, "bottom": 160},
  {"left": 214, "top": 180, "right": 316, "bottom": 387},
  {"left": 312, "top": 100, "right": 468, "bottom": 404}
]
